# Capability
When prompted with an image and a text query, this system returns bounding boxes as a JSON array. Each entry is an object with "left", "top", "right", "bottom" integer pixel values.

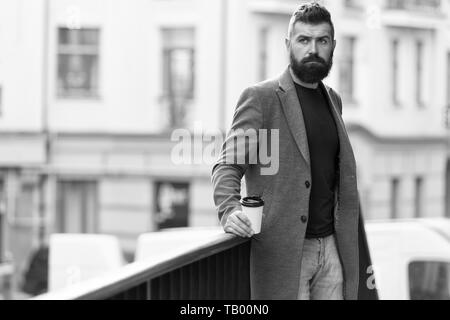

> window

[
  {"left": 259, "top": 27, "right": 269, "bottom": 81},
  {"left": 16, "top": 183, "right": 37, "bottom": 221},
  {"left": 56, "top": 181, "right": 98, "bottom": 233},
  {"left": 416, "top": 40, "right": 424, "bottom": 107},
  {"left": 390, "top": 177, "right": 400, "bottom": 219},
  {"left": 414, "top": 177, "right": 423, "bottom": 218},
  {"left": 154, "top": 181, "right": 190, "bottom": 230},
  {"left": 339, "top": 36, "right": 356, "bottom": 102},
  {"left": 6, "top": 174, "right": 40, "bottom": 226},
  {"left": 57, "top": 28, "right": 100, "bottom": 98},
  {"left": 409, "top": 261, "right": 450, "bottom": 300},
  {"left": 392, "top": 39, "right": 400, "bottom": 106},
  {"left": 0, "top": 86, "right": 2, "bottom": 116},
  {"left": 161, "top": 28, "right": 195, "bottom": 128}
]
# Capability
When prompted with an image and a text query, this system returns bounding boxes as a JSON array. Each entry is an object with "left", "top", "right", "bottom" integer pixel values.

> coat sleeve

[{"left": 211, "top": 86, "right": 264, "bottom": 227}]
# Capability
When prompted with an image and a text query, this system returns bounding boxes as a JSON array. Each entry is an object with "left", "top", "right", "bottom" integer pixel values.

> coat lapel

[{"left": 276, "top": 68, "right": 311, "bottom": 167}]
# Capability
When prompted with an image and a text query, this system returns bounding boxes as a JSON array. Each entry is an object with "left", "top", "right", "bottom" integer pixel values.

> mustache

[{"left": 301, "top": 54, "right": 327, "bottom": 64}]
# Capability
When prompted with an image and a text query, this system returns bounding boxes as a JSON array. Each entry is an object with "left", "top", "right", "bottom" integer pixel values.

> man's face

[{"left": 286, "top": 21, "right": 336, "bottom": 84}]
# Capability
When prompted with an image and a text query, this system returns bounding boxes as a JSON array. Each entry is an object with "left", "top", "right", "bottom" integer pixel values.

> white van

[{"left": 365, "top": 218, "right": 450, "bottom": 300}]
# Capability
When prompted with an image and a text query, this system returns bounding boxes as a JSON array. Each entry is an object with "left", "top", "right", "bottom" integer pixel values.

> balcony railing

[
  {"left": 385, "top": 0, "right": 442, "bottom": 12},
  {"left": 33, "top": 232, "right": 250, "bottom": 300}
]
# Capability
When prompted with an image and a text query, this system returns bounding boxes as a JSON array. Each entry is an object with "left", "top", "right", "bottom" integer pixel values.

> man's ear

[
  {"left": 332, "top": 39, "right": 337, "bottom": 51},
  {"left": 285, "top": 38, "right": 290, "bottom": 51}
]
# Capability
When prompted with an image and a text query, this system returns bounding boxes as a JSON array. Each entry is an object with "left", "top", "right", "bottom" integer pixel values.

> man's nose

[{"left": 308, "top": 40, "right": 318, "bottom": 54}]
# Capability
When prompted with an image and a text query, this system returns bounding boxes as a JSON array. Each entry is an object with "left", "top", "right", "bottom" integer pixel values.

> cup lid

[{"left": 240, "top": 196, "right": 264, "bottom": 208}]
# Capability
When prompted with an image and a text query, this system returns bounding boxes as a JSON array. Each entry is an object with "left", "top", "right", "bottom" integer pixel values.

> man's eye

[
  {"left": 299, "top": 39, "right": 308, "bottom": 44},
  {"left": 320, "top": 39, "right": 328, "bottom": 44}
]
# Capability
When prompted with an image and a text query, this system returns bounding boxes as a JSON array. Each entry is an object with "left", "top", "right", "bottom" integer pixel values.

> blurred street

[{"left": 1, "top": 0, "right": 450, "bottom": 300}]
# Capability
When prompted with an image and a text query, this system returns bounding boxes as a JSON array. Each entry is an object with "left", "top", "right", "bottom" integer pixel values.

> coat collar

[{"left": 278, "top": 67, "right": 295, "bottom": 93}]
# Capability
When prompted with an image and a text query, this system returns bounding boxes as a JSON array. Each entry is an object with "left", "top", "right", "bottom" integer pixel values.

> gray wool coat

[{"left": 212, "top": 67, "right": 361, "bottom": 300}]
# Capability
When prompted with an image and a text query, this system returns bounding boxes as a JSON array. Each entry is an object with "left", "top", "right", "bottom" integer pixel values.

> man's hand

[{"left": 223, "top": 210, "right": 255, "bottom": 238}]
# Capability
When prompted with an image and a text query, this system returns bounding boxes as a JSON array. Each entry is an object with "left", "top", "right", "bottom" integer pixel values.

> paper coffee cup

[{"left": 240, "top": 196, "right": 264, "bottom": 234}]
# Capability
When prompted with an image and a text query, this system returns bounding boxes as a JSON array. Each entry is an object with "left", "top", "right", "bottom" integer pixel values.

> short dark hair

[{"left": 287, "top": 2, "right": 335, "bottom": 39}]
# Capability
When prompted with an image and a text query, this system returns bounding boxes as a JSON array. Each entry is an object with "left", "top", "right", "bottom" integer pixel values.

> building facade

[{"left": 1, "top": 0, "right": 450, "bottom": 292}]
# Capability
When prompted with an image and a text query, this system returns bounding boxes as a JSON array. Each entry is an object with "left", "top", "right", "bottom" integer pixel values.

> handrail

[{"left": 33, "top": 231, "right": 251, "bottom": 300}]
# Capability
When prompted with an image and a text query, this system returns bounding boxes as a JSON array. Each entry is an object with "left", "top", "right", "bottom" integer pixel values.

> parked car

[{"left": 365, "top": 218, "right": 450, "bottom": 300}]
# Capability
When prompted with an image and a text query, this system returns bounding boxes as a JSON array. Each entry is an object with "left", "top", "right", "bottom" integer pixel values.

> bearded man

[{"left": 212, "top": 2, "right": 366, "bottom": 300}]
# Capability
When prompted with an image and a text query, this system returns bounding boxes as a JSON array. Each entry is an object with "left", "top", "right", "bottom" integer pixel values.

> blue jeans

[{"left": 297, "top": 234, "right": 344, "bottom": 300}]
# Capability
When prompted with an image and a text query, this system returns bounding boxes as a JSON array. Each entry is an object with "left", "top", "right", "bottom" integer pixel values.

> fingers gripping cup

[{"left": 240, "top": 196, "right": 264, "bottom": 234}]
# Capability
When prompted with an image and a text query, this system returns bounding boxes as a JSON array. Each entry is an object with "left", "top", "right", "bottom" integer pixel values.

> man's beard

[{"left": 290, "top": 50, "right": 334, "bottom": 84}]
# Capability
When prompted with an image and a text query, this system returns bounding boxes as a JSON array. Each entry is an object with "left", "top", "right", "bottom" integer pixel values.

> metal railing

[
  {"left": 32, "top": 212, "right": 378, "bottom": 300},
  {"left": 33, "top": 232, "right": 250, "bottom": 300}
]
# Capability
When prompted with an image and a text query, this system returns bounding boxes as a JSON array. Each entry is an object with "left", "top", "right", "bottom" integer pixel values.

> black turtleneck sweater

[{"left": 294, "top": 82, "right": 340, "bottom": 239}]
